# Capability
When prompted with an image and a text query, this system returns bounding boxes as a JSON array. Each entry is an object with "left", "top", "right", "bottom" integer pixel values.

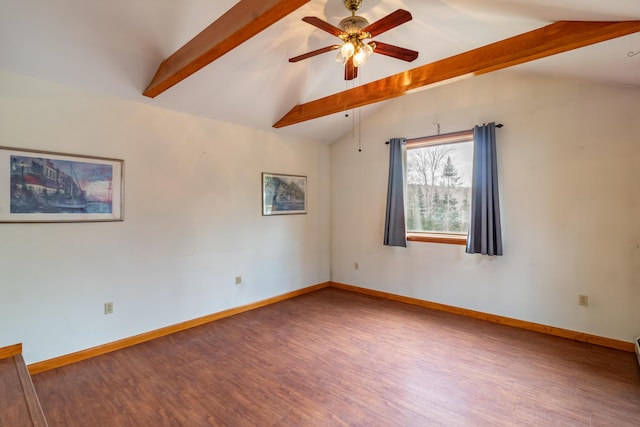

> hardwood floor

[{"left": 32, "top": 288, "right": 640, "bottom": 426}]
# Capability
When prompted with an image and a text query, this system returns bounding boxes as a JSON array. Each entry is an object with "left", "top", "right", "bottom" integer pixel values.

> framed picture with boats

[
  {"left": 262, "top": 173, "right": 307, "bottom": 216},
  {"left": 0, "top": 146, "right": 124, "bottom": 223}
]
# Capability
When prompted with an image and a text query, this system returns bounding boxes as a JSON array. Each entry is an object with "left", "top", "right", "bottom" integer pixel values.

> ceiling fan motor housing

[{"left": 339, "top": 15, "right": 370, "bottom": 35}]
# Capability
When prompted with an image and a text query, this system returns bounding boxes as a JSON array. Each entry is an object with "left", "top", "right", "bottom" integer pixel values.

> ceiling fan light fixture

[
  {"left": 364, "top": 42, "right": 374, "bottom": 57},
  {"left": 340, "top": 41, "right": 356, "bottom": 59},
  {"left": 336, "top": 12, "right": 373, "bottom": 69},
  {"left": 348, "top": 40, "right": 374, "bottom": 68},
  {"left": 352, "top": 46, "right": 368, "bottom": 67}
]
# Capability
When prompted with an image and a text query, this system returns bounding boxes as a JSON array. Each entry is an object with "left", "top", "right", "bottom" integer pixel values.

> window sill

[{"left": 407, "top": 232, "right": 467, "bottom": 246}]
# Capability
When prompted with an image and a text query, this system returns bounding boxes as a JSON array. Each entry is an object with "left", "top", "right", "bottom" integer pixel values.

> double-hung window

[{"left": 406, "top": 131, "right": 474, "bottom": 245}]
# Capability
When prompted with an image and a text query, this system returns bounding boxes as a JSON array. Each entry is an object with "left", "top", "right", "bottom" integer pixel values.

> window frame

[{"left": 405, "top": 130, "right": 474, "bottom": 246}]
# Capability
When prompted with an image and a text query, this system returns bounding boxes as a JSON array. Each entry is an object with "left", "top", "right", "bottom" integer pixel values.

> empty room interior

[{"left": 1, "top": 0, "right": 640, "bottom": 425}]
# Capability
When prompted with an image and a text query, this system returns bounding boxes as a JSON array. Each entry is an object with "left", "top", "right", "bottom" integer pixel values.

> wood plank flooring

[{"left": 32, "top": 288, "right": 640, "bottom": 426}]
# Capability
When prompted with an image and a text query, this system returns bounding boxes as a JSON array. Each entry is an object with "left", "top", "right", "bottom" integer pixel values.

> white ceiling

[{"left": 1, "top": 0, "right": 639, "bottom": 143}]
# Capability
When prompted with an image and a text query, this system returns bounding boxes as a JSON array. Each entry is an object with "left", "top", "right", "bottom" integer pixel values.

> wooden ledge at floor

[
  {"left": 0, "top": 343, "right": 49, "bottom": 427},
  {"left": 26, "top": 280, "right": 634, "bottom": 375}
]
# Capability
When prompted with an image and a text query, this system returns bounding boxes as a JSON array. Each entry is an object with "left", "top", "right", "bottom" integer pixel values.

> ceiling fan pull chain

[
  {"left": 345, "top": 81, "right": 351, "bottom": 117},
  {"left": 352, "top": 75, "right": 356, "bottom": 141},
  {"left": 358, "top": 74, "right": 363, "bottom": 152},
  {"left": 358, "top": 106, "right": 362, "bottom": 152},
  {"left": 352, "top": 107, "right": 356, "bottom": 140}
]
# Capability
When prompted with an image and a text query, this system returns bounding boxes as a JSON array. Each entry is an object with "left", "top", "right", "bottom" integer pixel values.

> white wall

[
  {"left": 2, "top": 69, "right": 639, "bottom": 365},
  {"left": 0, "top": 71, "right": 331, "bottom": 364},
  {"left": 331, "top": 72, "right": 640, "bottom": 342}
]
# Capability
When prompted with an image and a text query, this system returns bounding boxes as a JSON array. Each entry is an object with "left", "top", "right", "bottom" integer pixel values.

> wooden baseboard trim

[
  {"left": 329, "top": 281, "right": 635, "bottom": 353},
  {"left": 0, "top": 343, "right": 22, "bottom": 360},
  {"left": 27, "top": 279, "right": 632, "bottom": 374},
  {"left": 28, "top": 282, "right": 330, "bottom": 375}
]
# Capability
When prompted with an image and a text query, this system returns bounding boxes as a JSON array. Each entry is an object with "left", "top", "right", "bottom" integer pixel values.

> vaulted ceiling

[{"left": 1, "top": 0, "right": 639, "bottom": 143}]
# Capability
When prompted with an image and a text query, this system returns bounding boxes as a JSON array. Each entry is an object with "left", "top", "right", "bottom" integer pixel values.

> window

[{"left": 406, "top": 131, "right": 474, "bottom": 245}]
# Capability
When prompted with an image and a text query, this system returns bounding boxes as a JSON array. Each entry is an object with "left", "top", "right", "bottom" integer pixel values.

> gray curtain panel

[
  {"left": 383, "top": 138, "right": 407, "bottom": 247},
  {"left": 466, "top": 123, "right": 503, "bottom": 255}
]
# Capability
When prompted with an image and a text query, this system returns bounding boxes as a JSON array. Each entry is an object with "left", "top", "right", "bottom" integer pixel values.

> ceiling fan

[{"left": 289, "top": 0, "right": 418, "bottom": 80}]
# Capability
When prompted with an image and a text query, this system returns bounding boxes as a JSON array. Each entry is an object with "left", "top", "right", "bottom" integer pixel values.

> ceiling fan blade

[
  {"left": 344, "top": 57, "right": 358, "bottom": 80},
  {"left": 371, "top": 41, "right": 418, "bottom": 62},
  {"left": 361, "top": 9, "right": 412, "bottom": 37},
  {"left": 302, "top": 16, "right": 345, "bottom": 37},
  {"left": 290, "top": 45, "right": 340, "bottom": 62}
]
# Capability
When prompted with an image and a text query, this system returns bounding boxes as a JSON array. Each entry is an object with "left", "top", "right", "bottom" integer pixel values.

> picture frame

[
  {"left": 0, "top": 146, "right": 124, "bottom": 223},
  {"left": 262, "top": 173, "right": 307, "bottom": 216}
]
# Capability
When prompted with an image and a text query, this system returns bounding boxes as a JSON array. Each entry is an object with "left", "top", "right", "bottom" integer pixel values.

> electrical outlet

[
  {"left": 235, "top": 276, "right": 242, "bottom": 285},
  {"left": 578, "top": 295, "right": 589, "bottom": 307},
  {"left": 104, "top": 302, "right": 114, "bottom": 315}
]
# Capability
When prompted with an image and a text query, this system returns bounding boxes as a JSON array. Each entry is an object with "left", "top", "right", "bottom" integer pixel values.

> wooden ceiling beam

[
  {"left": 144, "top": 0, "right": 310, "bottom": 98},
  {"left": 274, "top": 20, "right": 640, "bottom": 128}
]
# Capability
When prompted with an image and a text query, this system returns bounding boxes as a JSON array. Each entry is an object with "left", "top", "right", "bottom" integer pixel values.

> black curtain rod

[{"left": 386, "top": 123, "right": 503, "bottom": 144}]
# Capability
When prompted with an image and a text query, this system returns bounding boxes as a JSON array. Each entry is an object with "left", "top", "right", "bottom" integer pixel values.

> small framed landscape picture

[
  {"left": 0, "top": 146, "right": 124, "bottom": 223},
  {"left": 262, "top": 173, "right": 307, "bottom": 216}
]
